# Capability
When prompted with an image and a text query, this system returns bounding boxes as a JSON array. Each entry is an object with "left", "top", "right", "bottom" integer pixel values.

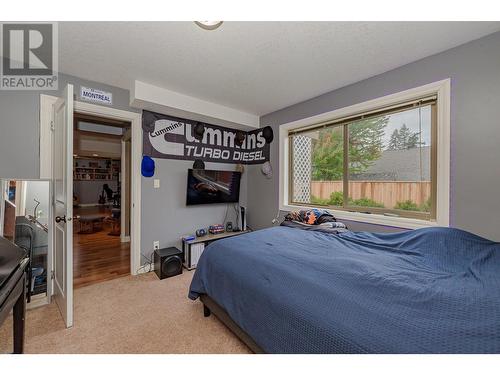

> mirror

[{"left": 1, "top": 180, "right": 50, "bottom": 300}]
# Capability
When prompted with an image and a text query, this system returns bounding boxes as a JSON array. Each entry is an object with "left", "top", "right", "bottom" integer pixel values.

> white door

[{"left": 51, "top": 84, "right": 74, "bottom": 328}]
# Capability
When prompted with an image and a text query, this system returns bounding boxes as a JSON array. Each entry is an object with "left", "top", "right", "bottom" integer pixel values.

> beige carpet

[{"left": 0, "top": 270, "right": 251, "bottom": 354}]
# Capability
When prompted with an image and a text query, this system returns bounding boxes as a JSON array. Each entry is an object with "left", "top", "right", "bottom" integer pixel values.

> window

[{"left": 289, "top": 97, "right": 437, "bottom": 221}]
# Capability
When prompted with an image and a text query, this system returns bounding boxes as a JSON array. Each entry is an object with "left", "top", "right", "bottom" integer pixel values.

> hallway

[{"left": 73, "top": 206, "right": 130, "bottom": 288}]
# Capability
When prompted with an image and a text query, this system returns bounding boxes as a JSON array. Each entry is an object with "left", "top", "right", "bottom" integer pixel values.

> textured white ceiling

[{"left": 59, "top": 22, "right": 500, "bottom": 116}]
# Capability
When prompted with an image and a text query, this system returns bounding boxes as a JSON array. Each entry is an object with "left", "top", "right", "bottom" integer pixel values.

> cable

[
  {"left": 148, "top": 251, "right": 154, "bottom": 272},
  {"left": 138, "top": 251, "right": 155, "bottom": 273}
]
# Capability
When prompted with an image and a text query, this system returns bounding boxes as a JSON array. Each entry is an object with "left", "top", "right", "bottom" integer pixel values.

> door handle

[
  {"left": 55, "top": 215, "right": 80, "bottom": 223},
  {"left": 55, "top": 215, "right": 67, "bottom": 223}
]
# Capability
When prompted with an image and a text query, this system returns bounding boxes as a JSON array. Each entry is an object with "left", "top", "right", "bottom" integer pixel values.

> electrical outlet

[
  {"left": 153, "top": 241, "right": 160, "bottom": 250},
  {"left": 154, "top": 179, "right": 160, "bottom": 188}
]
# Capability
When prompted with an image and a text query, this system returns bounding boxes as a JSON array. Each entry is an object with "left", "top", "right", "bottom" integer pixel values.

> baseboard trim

[{"left": 121, "top": 235, "right": 131, "bottom": 243}]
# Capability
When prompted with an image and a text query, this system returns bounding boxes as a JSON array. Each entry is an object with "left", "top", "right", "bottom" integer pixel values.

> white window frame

[{"left": 279, "top": 79, "right": 451, "bottom": 229}]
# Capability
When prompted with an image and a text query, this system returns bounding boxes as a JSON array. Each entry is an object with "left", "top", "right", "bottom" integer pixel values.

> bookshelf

[{"left": 73, "top": 157, "right": 120, "bottom": 181}]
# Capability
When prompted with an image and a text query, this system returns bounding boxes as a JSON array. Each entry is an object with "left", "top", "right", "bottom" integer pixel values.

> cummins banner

[{"left": 142, "top": 110, "right": 271, "bottom": 164}]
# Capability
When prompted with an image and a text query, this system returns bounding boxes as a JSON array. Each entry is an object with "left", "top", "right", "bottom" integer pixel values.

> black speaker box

[{"left": 154, "top": 247, "right": 183, "bottom": 280}]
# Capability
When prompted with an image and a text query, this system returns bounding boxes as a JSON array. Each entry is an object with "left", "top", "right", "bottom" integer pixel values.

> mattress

[{"left": 189, "top": 226, "right": 500, "bottom": 353}]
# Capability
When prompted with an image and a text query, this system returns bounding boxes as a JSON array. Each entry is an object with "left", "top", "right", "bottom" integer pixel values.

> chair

[
  {"left": 14, "top": 223, "right": 43, "bottom": 303},
  {"left": 103, "top": 184, "right": 120, "bottom": 208}
]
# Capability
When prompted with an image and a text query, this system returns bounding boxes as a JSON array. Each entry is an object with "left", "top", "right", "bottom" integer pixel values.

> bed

[{"left": 188, "top": 225, "right": 500, "bottom": 353}]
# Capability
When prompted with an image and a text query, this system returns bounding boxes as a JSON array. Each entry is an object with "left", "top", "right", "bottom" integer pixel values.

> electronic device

[
  {"left": 239, "top": 206, "right": 247, "bottom": 231},
  {"left": 225, "top": 221, "right": 233, "bottom": 232},
  {"left": 154, "top": 247, "right": 183, "bottom": 280},
  {"left": 186, "top": 169, "right": 241, "bottom": 205},
  {"left": 181, "top": 234, "right": 195, "bottom": 242},
  {"left": 196, "top": 228, "right": 207, "bottom": 237},
  {"left": 209, "top": 224, "right": 225, "bottom": 234},
  {"left": 183, "top": 242, "right": 205, "bottom": 270}
]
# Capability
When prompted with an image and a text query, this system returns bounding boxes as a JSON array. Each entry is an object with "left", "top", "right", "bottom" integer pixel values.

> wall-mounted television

[{"left": 186, "top": 169, "right": 241, "bottom": 205}]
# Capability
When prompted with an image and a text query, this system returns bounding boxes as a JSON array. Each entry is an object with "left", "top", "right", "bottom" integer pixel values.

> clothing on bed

[
  {"left": 284, "top": 208, "right": 337, "bottom": 225},
  {"left": 280, "top": 219, "right": 349, "bottom": 234},
  {"left": 189, "top": 226, "right": 500, "bottom": 353},
  {"left": 282, "top": 208, "right": 348, "bottom": 234}
]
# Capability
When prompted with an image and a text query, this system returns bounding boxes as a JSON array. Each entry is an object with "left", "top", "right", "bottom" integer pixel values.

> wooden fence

[{"left": 310, "top": 181, "right": 431, "bottom": 209}]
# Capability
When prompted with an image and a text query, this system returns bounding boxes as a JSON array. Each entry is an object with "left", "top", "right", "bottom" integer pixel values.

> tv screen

[{"left": 186, "top": 169, "right": 241, "bottom": 205}]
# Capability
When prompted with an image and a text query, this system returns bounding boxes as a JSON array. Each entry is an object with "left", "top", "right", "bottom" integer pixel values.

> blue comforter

[{"left": 188, "top": 226, "right": 500, "bottom": 353}]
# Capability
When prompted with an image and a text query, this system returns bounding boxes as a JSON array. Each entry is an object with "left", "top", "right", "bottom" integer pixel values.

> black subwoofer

[{"left": 154, "top": 247, "right": 183, "bottom": 280}]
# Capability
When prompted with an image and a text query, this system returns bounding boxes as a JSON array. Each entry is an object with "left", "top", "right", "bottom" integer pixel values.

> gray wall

[
  {"left": 0, "top": 69, "right": 137, "bottom": 179},
  {"left": 74, "top": 180, "right": 118, "bottom": 205},
  {"left": 140, "top": 160, "right": 247, "bottom": 262},
  {"left": 249, "top": 31, "right": 500, "bottom": 241}
]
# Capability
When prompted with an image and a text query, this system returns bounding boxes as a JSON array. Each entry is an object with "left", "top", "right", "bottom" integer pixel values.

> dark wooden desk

[{"left": 0, "top": 236, "right": 28, "bottom": 354}]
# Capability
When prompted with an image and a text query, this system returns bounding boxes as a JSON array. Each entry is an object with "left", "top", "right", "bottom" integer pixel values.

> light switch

[{"left": 154, "top": 179, "right": 160, "bottom": 188}]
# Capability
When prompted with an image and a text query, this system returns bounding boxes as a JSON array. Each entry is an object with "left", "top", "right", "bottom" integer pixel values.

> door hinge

[
  {"left": 50, "top": 121, "right": 55, "bottom": 131},
  {"left": 51, "top": 270, "right": 55, "bottom": 280}
]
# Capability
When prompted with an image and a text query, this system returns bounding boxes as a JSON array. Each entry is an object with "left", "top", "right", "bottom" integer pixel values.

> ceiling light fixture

[{"left": 195, "top": 21, "right": 223, "bottom": 31}]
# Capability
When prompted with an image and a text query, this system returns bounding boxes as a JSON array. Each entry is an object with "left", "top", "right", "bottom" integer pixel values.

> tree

[
  {"left": 387, "top": 124, "right": 424, "bottom": 150},
  {"left": 388, "top": 128, "right": 399, "bottom": 150},
  {"left": 348, "top": 117, "right": 387, "bottom": 175},
  {"left": 310, "top": 116, "right": 388, "bottom": 180},
  {"left": 310, "top": 127, "right": 344, "bottom": 180}
]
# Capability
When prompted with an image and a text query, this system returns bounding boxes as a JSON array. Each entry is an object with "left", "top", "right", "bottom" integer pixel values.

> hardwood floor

[{"left": 73, "top": 207, "right": 130, "bottom": 289}]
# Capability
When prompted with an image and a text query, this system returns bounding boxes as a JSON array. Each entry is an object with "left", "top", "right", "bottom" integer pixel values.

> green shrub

[
  {"left": 419, "top": 197, "right": 432, "bottom": 212},
  {"left": 328, "top": 191, "right": 344, "bottom": 206},
  {"left": 312, "top": 192, "right": 384, "bottom": 209},
  {"left": 351, "top": 197, "right": 385, "bottom": 208},
  {"left": 395, "top": 200, "right": 419, "bottom": 211},
  {"left": 310, "top": 195, "right": 329, "bottom": 205},
  {"left": 310, "top": 191, "right": 344, "bottom": 206}
]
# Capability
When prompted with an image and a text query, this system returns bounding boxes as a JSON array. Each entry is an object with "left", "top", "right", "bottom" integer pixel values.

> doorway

[
  {"left": 72, "top": 113, "right": 131, "bottom": 288},
  {"left": 40, "top": 89, "right": 142, "bottom": 328}
]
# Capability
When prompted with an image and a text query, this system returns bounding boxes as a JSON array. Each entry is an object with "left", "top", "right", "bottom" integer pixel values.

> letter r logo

[{"left": 2, "top": 23, "right": 54, "bottom": 76}]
